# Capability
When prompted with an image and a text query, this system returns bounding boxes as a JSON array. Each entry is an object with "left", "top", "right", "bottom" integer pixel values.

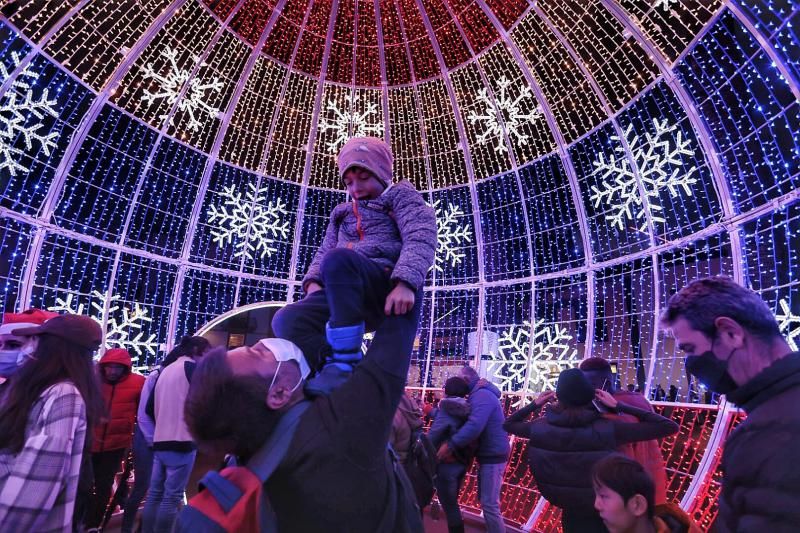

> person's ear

[
  {"left": 627, "top": 494, "right": 649, "bottom": 518},
  {"left": 714, "top": 316, "right": 746, "bottom": 350},
  {"left": 266, "top": 382, "right": 293, "bottom": 410}
]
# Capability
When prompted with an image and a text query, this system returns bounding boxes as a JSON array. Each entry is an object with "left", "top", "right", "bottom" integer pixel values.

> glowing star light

[
  {"left": 207, "top": 183, "right": 290, "bottom": 261},
  {"left": 590, "top": 118, "right": 698, "bottom": 231},
  {"left": 0, "top": 51, "right": 59, "bottom": 176},
  {"left": 776, "top": 298, "right": 800, "bottom": 351},
  {"left": 432, "top": 201, "right": 472, "bottom": 273},
  {"left": 141, "top": 48, "right": 223, "bottom": 132},
  {"left": 467, "top": 76, "right": 542, "bottom": 154},
  {"left": 48, "top": 291, "right": 158, "bottom": 361},
  {"left": 488, "top": 319, "right": 577, "bottom": 395},
  {"left": 317, "top": 95, "right": 384, "bottom": 153}
]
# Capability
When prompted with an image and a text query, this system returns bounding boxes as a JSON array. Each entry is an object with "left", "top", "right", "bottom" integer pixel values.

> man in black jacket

[
  {"left": 661, "top": 276, "right": 800, "bottom": 532},
  {"left": 183, "top": 303, "right": 422, "bottom": 532}
]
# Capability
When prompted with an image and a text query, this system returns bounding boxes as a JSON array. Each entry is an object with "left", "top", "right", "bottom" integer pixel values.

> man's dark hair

[
  {"left": 579, "top": 357, "right": 612, "bottom": 373},
  {"left": 184, "top": 347, "right": 278, "bottom": 460},
  {"left": 661, "top": 276, "right": 781, "bottom": 342},
  {"left": 444, "top": 376, "right": 470, "bottom": 397},
  {"left": 592, "top": 454, "right": 655, "bottom": 519},
  {"left": 461, "top": 365, "right": 479, "bottom": 382}
]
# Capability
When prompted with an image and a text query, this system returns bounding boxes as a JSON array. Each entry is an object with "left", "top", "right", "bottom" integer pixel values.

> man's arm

[
  {"left": 447, "top": 390, "right": 493, "bottom": 450},
  {"left": 612, "top": 404, "right": 679, "bottom": 445}
]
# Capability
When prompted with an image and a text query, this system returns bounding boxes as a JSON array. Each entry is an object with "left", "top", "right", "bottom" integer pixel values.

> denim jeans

[
  {"left": 478, "top": 462, "right": 507, "bottom": 533},
  {"left": 435, "top": 462, "right": 467, "bottom": 528},
  {"left": 141, "top": 449, "right": 196, "bottom": 533},
  {"left": 121, "top": 427, "right": 154, "bottom": 533}
]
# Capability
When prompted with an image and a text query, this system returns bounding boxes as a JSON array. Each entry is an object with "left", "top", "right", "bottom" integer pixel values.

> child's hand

[
  {"left": 305, "top": 282, "right": 322, "bottom": 296},
  {"left": 385, "top": 282, "right": 415, "bottom": 315}
]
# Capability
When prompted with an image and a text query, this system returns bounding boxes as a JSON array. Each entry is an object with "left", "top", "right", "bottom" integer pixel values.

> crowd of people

[{"left": 0, "top": 138, "right": 798, "bottom": 533}]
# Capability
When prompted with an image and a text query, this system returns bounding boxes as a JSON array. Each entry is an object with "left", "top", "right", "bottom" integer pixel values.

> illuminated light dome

[{"left": 0, "top": 0, "right": 798, "bottom": 529}]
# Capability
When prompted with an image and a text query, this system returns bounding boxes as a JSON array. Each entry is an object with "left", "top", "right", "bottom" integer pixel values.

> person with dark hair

[
  {"left": 141, "top": 336, "right": 210, "bottom": 533},
  {"left": 121, "top": 336, "right": 209, "bottom": 533},
  {"left": 180, "top": 305, "right": 423, "bottom": 531},
  {"left": 579, "top": 357, "right": 669, "bottom": 504},
  {"left": 667, "top": 385, "right": 678, "bottom": 403},
  {"left": 661, "top": 276, "right": 800, "bottom": 531},
  {"left": 83, "top": 348, "right": 145, "bottom": 531},
  {"left": 427, "top": 376, "right": 475, "bottom": 533},
  {"left": 0, "top": 314, "right": 104, "bottom": 531},
  {"left": 503, "top": 369, "right": 678, "bottom": 533},
  {"left": 437, "top": 366, "right": 509, "bottom": 533},
  {"left": 272, "top": 136, "right": 436, "bottom": 396},
  {"left": 592, "top": 454, "right": 701, "bottom": 533}
]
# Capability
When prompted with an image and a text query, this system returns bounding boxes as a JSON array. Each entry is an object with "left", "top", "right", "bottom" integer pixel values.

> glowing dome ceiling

[{"left": 1, "top": 0, "right": 799, "bottom": 528}]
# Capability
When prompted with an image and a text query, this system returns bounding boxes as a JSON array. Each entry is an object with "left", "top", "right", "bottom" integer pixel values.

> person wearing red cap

[
  {"left": 0, "top": 309, "right": 58, "bottom": 392},
  {"left": 81, "top": 348, "right": 145, "bottom": 531},
  {"left": 0, "top": 314, "right": 104, "bottom": 532}
]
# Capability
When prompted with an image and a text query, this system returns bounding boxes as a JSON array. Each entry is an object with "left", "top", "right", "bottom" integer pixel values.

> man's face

[
  {"left": 458, "top": 368, "right": 472, "bottom": 384},
  {"left": 343, "top": 166, "right": 384, "bottom": 200},
  {"left": 594, "top": 484, "right": 639, "bottom": 533},
  {"left": 670, "top": 318, "right": 714, "bottom": 360},
  {"left": 0, "top": 333, "right": 27, "bottom": 352},
  {"left": 583, "top": 369, "right": 612, "bottom": 392},
  {"left": 227, "top": 343, "right": 278, "bottom": 379},
  {"left": 102, "top": 363, "right": 126, "bottom": 382}
]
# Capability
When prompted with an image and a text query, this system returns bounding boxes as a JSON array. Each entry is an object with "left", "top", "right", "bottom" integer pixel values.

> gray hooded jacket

[{"left": 302, "top": 179, "right": 437, "bottom": 290}]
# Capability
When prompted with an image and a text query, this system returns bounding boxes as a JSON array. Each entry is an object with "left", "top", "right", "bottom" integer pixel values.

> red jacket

[
  {"left": 608, "top": 391, "right": 669, "bottom": 504},
  {"left": 92, "top": 348, "right": 145, "bottom": 453}
]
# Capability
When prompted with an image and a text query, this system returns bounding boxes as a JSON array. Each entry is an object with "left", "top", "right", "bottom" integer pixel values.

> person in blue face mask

[
  {"left": 660, "top": 277, "right": 800, "bottom": 533},
  {"left": 0, "top": 309, "right": 58, "bottom": 390}
]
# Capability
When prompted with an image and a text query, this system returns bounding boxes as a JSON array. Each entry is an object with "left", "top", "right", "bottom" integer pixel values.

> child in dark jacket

[
  {"left": 428, "top": 377, "right": 474, "bottom": 533},
  {"left": 273, "top": 136, "right": 437, "bottom": 395}
]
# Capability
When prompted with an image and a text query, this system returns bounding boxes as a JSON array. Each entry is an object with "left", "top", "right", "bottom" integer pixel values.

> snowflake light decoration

[
  {"left": 141, "top": 48, "right": 223, "bottom": 132},
  {"left": 590, "top": 118, "right": 698, "bottom": 231},
  {"left": 488, "top": 319, "right": 577, "bottom": 394},
  {"left": 48, "top": 291, "right": 158, "bottom": 361},
  {"left": 317, "top": 95, "right": 384, "bottom": 153},
  {"left": 432, "top": 201, "right": 472, "bottom": 273},
  {"left": 776, "top": 298, "right": 800, "bottom": 351},
  {"left": 0, "top": 51, "right": 59, "bottom": 176},
  {"left": 467, "top": 76, "right": 542, "bottom": 154},
  {"left": 207, "top": 182, "right": 290, "bottom": 261},
  {"left": 654, "top": 0, "right": 679, "bottom": 12}
]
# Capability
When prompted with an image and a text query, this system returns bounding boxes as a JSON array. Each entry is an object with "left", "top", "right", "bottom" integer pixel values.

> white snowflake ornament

[
  {"left": 207, "top": 182, "right": 290, "bottom": 262},
  {"left": 776, "top": 298, "right": 800, "bottom": 351},
  {"left": 590, "top": 119, "right": 698, "bottom": 231},
  {"left": 432, "top": 201, "right": 472, "bottom": 273},
  {"left": 141, "top": 48, "right": 222, "bottom": 132},
  {"left": 467, "top": 76, "right": 542, "bottom": 154},
  {"left": 0, "top": 51, "right": 59, "bottom": 176},
  {"left": 317, "top": 94, "right": 384, "bottom": 154},
  {"left": 48, "top": 291, "right": 159, "bottom": 361},
  {"left": 488, "top": 319, "right": 577, "bottom": 395}
]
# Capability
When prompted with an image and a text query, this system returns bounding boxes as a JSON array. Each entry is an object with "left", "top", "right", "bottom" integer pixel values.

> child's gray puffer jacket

[{"left": 302, "top": 179, "right": 437, "bottom": 290}]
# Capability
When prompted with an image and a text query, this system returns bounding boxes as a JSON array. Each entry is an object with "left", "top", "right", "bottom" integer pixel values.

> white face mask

[
  {"left": 259, "top": 338, "right": 310, "bottom": 395},
  {"left": 16, "top": 337, "right": 38, "bottom": 364}
]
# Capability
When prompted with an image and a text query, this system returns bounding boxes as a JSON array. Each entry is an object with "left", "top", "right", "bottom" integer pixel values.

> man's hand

[
  {"left": 305, "top": 282, "right": 322, "bottom": 296},
  {"left": 384, "top": 282, "right": 415, "bottom": 315},
  {"left": 437, "top": 442, "right": 454, "bottom": 462},
  {"left": 534, "top": 390, "right": 556, "bottom": 407},
  {"left": 595, "top": 389, "right": 618, "bottom": 409}
]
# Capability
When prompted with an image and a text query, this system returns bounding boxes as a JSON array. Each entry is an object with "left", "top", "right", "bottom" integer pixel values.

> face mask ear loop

[{"left": 267, "top": 360, "right": 304, "bottom": 397}]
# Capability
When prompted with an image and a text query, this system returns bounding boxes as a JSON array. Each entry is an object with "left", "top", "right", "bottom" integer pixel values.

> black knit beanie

[
  {"left": 556, "top": 368, "right": 596, "bottom": 407},
  {"left": 444, "top": 376, "right": 470, "bottom": 398}
]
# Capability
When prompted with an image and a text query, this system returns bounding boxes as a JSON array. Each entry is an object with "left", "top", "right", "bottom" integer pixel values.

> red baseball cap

[{"left": 0, "top": 308, "right": 59, "bottom": 335}]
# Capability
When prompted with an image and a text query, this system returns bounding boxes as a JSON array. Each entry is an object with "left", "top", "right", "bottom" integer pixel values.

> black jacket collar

[{"left": 726, "top": 352, "right": 800, "bottom": 413}]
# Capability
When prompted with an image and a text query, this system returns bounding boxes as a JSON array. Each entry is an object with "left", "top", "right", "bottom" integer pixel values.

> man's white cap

[{"left": 258, "top": 337, "right": 311, "bottom": 379}]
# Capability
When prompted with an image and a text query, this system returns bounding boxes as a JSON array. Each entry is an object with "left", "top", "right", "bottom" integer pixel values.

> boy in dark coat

[
  {"left": 428, "top": 377, "right": 474, "bottom": 533},
  {"left": 273, "top": 136, "right": 437, "bottom": 395}
]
